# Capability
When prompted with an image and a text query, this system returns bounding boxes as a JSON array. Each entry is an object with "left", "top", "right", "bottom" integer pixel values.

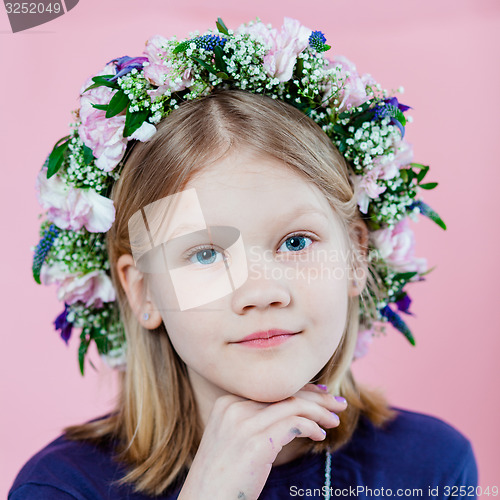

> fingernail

[
  {"left": 317, "top": 384, "right": 329, "bottom": 391},
  {"left": 331, "top": 412, "right": 340, "bottom": 422},
  {"left": 335, "top": 396, "right": 347, "bottom": 405},
  {"left": 320, "top": 427, "right": 327, "bottom": 435}
]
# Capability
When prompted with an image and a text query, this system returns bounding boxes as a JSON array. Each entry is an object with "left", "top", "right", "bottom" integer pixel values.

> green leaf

[
  {"left": 53, "top": 135, "right": 71, "bottom": 149},
  {"left": 213, "top": 46, "right": 227, "bottom": 74},
  {"left": 92, "top": 75, "right": 116, "bottom": 84},
  {"left": 82, "top": 75, "right": 119, "bottom": 93},
  {"left": 47, "top": 138, "right": 70, "bottom": 178},
  {"left": 385, "top": 104, "right": 406, "bottom": 127},
  {"left": 419, "top": 182, "right": 438, "bottom": 190},
  {"left": 123, "top": 108, "right": 150, "bottom": 137},
  {"left": 419, "top": 202, "right": 447, "bottom": 230},
  {"left": 394, "top": 108, "right": 406, "bottom": 127},
  {"left": 93, "top": 334, "right": 110, "bottom": 354},
  {"left": 216, "top": 72, "right": 229, "bottom": 80},
  {"left": 350, "top": 111, "right": 374, "bottom": 129},
  {"left": 78, "top": 337, "right": 90, "bottom": 376},
  {"left": 400, "top": 169, "right": 408, "bottom": 183},
  {"left": 173, "top": 40, "right": 190, "bottom": 54},
  {"left": 216, "top": 17, "right": 229, "bottom": 35},
  {"left": 332, "top": 124, "right": 347, "bottom": 136},
  {"left": 295, "top": 57, "right": 304, "bottom": 77},
  {"left": 317, "top": 44, "right": 331, "bottom": 53},
  {"left": 91, "top": 103, "right": 109, "bottom": 111},
  {"left": 419, "top": 265, "right": 436, "bottom": 277},
  {"left": 415, "top": 165, "right": 429, "bottom": 183},
  {"left": 398, "top": 320, "right": 416, "bottom": 346},
  {"left": 105, "top": 90, "right": 129, "bottom": 118},
  {"left": 393, "top": 271, "right": 418, "bottom": 281},
  {"left": 190, "top": 55, "right": 219, "bottom": 76},
  {"left": 82, "top": 144, "right": 94, "bottom": 165}
]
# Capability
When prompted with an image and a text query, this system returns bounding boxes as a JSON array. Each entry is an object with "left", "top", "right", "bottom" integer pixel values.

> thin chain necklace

[{"left": 323, "top": 451, "right": 332, "bottom": 500}]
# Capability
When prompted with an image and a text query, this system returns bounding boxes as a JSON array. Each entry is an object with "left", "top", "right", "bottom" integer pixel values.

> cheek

[
  {"left": 295, "top": 258, "right": 349, "bottom": 311},
  {"left": 148, "top": 273, "right": 180, "bottom": 316}
]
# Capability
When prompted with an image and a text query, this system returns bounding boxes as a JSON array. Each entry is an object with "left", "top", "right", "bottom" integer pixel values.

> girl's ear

[
  {"left": 348, "top": 220, "right": 369, "bottom": 298},
  {"left": 116, "top": 254, "right": 163, "bottom": 330}
]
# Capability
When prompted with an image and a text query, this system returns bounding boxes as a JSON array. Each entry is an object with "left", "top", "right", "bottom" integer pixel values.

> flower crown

[{"left": 33, "top": 17, "right": 446, "bottom": 374}]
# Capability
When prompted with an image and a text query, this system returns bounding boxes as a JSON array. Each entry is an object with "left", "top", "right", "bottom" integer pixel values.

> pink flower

[
  {"left": 78, "top": 64, "right": 158, "bottom": 171},
  {"left": 394, "top": 140, "right": 413, "bottom": 168},
  {"left": 353, "top": 170, "right": 387, "bottom": 214},
  {"left": 142, "top": 35, "right": 170, "bottom": 86},
  {"left": 353, "top": 327, "right": 374, "bottom": 360},
  {"left": 371, "top": 218, "right": 427, "bottom": 274},
  {"left": 78, "top": 86, "right": 127, "bottom": 172},
  {"left": 36, "top": 169, "right": 115, "bottom": 233},
  {"left": 143, "top": 35, "right": 193, "bottom": 93},
  {"left": 241, "top": 18, "right": 310, "bottom": 82},
  {"left": 327, "top": 56, "right": 372, "bottom": 112},
  {"left": 41, "top": 264, "right": 116, "bottom": 308},
  {"left": 371, "top": 140, "right": 414, "bottom": 181},
  {"left": 236, "top": 19, "right": 274, "bottom": 46}
]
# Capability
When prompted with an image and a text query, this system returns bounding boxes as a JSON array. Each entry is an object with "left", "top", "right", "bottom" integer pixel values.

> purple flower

[
  {"left": 371, "top": 97, "right": 411, "bottom": 137},
  {"left": 308, "top": 31, "right": 329, "bottom": 52},
  {"left": 380, "top": 305, "right": 415, "bottom": 345},
  {"left": 54, "top": 303, "right": 74, "bottom": 344},
  {"left": 106, "top": 56, "right": 148, "bottom": 82},
  {"left": 396, "top": 293, "right": 413, "bottom": 315}
]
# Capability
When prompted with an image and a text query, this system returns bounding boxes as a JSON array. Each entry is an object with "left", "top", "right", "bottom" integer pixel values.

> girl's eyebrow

[
  {"left": 162, "top": 204, "right": 329, "bottom": 241},
  {"left": 277, "top": 204, "right": 329, "bottom": 223}
]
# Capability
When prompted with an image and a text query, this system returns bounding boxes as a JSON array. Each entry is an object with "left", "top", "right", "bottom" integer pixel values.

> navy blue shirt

[{"left": 9, "top": 407, "right": 478, "bottom": 499}]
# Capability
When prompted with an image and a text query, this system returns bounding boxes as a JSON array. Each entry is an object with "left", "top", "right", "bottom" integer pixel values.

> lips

[{"left": 232, "top": 329, "right": 299, "bottom": 348}]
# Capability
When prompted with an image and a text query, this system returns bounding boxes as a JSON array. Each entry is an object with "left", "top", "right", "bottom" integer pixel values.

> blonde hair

[{"left": 64, "top": 90, "right": 396, "bottom": 496}]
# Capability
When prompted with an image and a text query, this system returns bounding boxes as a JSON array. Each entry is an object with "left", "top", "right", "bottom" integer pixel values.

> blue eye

[
  {"left": 188, "top": 247, "right": 224, "bottom": 266},
  {"left": 279, "top": 235, "right": 313, "bottom": 253}
]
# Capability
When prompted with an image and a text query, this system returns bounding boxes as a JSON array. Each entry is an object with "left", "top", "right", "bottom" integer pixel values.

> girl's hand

[{"left": 177, "top": 384, "right": 347, "bottom": 500}]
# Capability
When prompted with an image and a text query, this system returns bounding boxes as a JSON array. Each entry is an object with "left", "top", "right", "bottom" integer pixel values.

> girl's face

[{"left": 147, "top": 150, "right": 353, "bottom": 404}]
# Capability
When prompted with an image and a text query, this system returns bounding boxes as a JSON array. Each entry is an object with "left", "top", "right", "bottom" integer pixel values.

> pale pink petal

[
  {"left": 353, "top": 328, "right": 375, "bottom": 360},
  {"left": 130, "top": 121, "right": 157, "bottom": 142},
  {"left": 80, "top": 190, "right": 115, "bottom": 233},
  {"left": 36, "top": 169, "right": 68, "bottom": 211},
  {"left": 371, "top": 219, "right": 425, "bottom": 273}
]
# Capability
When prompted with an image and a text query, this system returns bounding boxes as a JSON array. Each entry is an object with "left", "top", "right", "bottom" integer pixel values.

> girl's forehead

[{"left": 183, "top": 151, "right": 333, "bottom": 210}]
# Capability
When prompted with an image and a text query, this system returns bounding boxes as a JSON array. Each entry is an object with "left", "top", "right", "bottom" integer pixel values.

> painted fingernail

[
  {"left": 331, "top": 412, "right": 340, "bottom": 422},
  {"left": 335, "top": 396, "right": 347, "bottom": 405},
  {"left": 320, "top": 427, "right": 327, "bottom": 435},
  {"left": 317, "top": 384, "right": 329, "bottom": 391}
]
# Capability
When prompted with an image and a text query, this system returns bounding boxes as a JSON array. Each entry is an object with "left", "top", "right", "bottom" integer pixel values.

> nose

[{"left": 230, "top": 249, "right": 291, "bottom": 314}]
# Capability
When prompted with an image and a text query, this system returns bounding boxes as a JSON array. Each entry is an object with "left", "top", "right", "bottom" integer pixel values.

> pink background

[{"left": 1, "top": 0, "right": 499, "bottom": 495}]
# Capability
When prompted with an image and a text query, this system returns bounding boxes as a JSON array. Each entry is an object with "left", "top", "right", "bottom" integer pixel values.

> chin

[{"left": 235, "top": 378, "right": 306, "bottom": 403}]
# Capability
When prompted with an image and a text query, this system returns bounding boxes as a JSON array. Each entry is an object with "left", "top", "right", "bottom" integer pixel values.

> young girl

[{"left": 10, "top": 18, "right": 477, "bottom": 500}]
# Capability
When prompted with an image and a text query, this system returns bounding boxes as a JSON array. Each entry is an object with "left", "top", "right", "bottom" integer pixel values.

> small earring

[{"left": 142, "top": 312, "right": 150, "bottom": 321}]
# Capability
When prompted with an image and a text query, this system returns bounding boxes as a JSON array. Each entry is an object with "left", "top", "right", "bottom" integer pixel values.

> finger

[
  {"left": 294, "top": 386, "right": 349, "bottom": 414},
  {"left": 253, "top": 395, "right": 342, "bottom": 432}
]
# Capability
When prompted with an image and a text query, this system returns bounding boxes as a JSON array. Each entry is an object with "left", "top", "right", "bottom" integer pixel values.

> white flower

[{"left": 36, "top": 169, "right": 115, "bottom": 233}]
